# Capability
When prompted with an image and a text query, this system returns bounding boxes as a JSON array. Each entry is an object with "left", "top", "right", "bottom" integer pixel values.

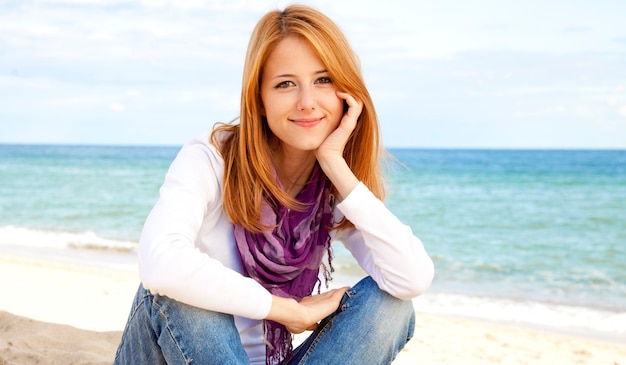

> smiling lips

[{"left": 290, "top": 117, "right": 324, "bottom": 127}]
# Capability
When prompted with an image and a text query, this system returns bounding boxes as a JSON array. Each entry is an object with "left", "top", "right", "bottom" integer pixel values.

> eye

[
  {"left": 274, "top": 80, "right": 296, "bottom": 89},
  {"left": 315, "top": 76, "right": 332, "bottom": 85}
]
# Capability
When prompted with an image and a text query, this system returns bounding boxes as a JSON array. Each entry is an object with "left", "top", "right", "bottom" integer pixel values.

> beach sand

[{"left": 1, "top": 251, "right": 624, "bottom": 365}]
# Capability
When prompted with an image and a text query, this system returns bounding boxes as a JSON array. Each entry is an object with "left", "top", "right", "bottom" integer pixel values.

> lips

[{"left": 290, "top": 117, "right": 324, "bottom": 127}]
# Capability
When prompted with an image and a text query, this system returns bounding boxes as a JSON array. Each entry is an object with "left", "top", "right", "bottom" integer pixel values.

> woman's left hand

[
  {"left": 315, "top": 91, "right": 363, "bottom": 163},
  {"left": 314, "top": 91, "right": 363, "bottom": 200}
]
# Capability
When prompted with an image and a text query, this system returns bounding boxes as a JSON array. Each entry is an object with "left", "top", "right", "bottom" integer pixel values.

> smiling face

[{"left": 260, "top": 36, "right": 344, "bottom": 156}]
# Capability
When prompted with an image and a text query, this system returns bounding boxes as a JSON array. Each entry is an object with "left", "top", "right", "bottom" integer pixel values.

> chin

[
  {"left": 286, "top": 139, "right": 324, "bottom": 152},
  {"left": 297, "top": 143, "right": 323, "bottom": 152}
]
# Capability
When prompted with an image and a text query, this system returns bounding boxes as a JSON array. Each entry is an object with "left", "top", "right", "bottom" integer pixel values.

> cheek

[
  {"left": 260, "top": 95, "right": 281, "bottom": 123},
  {"left": 329, "top": 98, "right": 344, "bottom": 126},
  {"left": 262, "top": 102, "right": 288, "bottom": 138},
  {"left": 265, "top": 113, "right": 280, "bottom": 137}
]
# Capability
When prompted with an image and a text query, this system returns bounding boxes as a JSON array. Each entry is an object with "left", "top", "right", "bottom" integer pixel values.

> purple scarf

[{"left": 234, "top": 163, "right": 334, "bottom": 365}]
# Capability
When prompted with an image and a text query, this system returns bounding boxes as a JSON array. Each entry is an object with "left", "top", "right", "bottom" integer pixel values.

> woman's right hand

[{"left": 266, "top": 287, "right": 350, "bottom": 334}]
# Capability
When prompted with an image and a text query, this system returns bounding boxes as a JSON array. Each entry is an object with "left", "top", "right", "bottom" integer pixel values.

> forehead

[{"left": 264, "top": 36, "right": 325, "bottom": 74}]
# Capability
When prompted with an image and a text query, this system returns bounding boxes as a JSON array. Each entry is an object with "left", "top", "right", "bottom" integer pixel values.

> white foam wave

[
  {"left": 0, "top": 225, "right": 137, "bottom": 252},
  {"left": 413, "top": 291, "right": 626, "bottom": 341},
  {"left": 2, "top": 226, "right": 623, "bottom": 341}
]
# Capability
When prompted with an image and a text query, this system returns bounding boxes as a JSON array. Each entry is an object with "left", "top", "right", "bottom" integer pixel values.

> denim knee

[
  {"left": 287, "top": 276, "right": 416, "bottom": 365},
  {"left": 114, "top": 284, "right": 167, "bottom": 365},
  {"left": 343, "top": 276, "right": 415, "bottom": 340},
  {"left": 114, "top": 283, "right": 249, "bottom": 365}
]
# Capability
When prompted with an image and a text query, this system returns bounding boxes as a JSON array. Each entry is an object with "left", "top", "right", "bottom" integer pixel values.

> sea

[{"left": 1, "top": 144, "right": 625, "bottom": 341}]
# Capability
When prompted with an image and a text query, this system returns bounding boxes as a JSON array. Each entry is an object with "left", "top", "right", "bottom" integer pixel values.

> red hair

[{"left": 212, "top": 4, "right": 386, "bottom": 232}]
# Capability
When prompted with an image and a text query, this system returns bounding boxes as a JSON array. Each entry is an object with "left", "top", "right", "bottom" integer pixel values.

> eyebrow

[{"left": 272, "top": 69, "right": 328, "bottom": 79}]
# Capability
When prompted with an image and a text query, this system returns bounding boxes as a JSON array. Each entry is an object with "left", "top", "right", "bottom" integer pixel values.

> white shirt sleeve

[
  {"left": 137, "top": 136, "right": 272, "bottom": 320},
  {"left": 333, "top": 183, "right": 435, "bottom": 300}
]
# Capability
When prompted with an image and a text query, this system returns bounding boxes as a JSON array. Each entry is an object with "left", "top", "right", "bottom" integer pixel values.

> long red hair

[{"left": 212, "top": 4, "right": 386, "bottom": 233}]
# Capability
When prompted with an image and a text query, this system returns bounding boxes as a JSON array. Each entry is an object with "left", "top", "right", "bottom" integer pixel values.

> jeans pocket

[{"left": 338, "top": 288, "right": 356, "bottom": 312}]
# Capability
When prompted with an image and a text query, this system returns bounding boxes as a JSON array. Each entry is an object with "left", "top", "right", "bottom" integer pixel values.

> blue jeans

[{"left": 114, "top": 277, "right": 415, "bottom": 365}]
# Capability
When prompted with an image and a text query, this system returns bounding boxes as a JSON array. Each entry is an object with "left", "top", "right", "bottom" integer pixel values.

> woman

[{"left": 114, "top": 4, "right": 434, "bottom": 365}]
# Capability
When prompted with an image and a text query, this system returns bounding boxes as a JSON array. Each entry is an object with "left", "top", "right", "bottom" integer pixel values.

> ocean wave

[
  {"left": 3, "top": 226, "right": 624, "bottom": 341},
  {"left": 413, "top": 291, "right": 626, "bottom": 341},
  {"left": 0, "top": 225, "right": 137, "bottom": 252}
]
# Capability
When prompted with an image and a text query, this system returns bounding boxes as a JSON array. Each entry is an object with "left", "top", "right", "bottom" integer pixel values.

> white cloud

[
  {"left": 109, "top": 103, "right": 126, "bottom": 111},
  {"left": 34, "top": 0, "right": 132, "bottom": 4},
  {"left": 574, "top": 105, "right": 608, "bottom": 119},
  {"left": 2, "top": 0, "right": 626, "bottom": 147},
  {"left": 125, "top": 89, "right": 141, "bottom": 97},
  {"left": 141, "top": 0, "right": 167, "bottom": 6}
]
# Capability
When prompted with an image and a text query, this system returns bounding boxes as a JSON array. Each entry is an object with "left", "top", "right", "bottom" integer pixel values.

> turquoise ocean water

[{"left": 1, "top": 144, "right": 625, "bottom": 339}]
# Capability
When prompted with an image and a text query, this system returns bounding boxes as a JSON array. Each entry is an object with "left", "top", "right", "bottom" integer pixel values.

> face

[{"left": 260, "top": 36, "right": 344, "bottom": 155}]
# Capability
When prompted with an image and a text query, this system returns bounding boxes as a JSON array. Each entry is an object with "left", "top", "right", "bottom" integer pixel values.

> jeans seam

[
  {"left": 114, "top": 289, "right": 149, "bottom": 361},
  {"left": 295, "top": 317, "right": 334, "bottom": 365},
  {"left": 295, "top": 289, "right": 353, "bottom": 365},
  {"left": 152, "top": 295, "right": 193, "bottom": 365}
]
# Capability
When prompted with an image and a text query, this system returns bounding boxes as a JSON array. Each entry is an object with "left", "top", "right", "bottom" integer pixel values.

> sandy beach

[{"left": 1, "top": 250, "right": 624, "bottom": 365}]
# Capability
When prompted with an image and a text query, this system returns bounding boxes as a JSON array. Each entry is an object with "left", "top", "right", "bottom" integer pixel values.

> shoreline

[
  {"left": 2, "top": 243, "right": 625, "bottom": 340},
  {"left": 2, "top": 225, "right": 624, "bottom": 340},
  {"left": 1, "top": 248, "right": 625, "bottom": 364}
]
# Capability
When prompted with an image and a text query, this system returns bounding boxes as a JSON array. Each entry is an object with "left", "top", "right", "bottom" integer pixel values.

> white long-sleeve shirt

[{"left": 138, "top": 134, "right": 434, "bottom": 364}]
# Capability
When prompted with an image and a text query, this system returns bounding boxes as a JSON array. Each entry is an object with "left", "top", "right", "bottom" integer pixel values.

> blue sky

[{"left": 1, "top": 0, "right": 625, "bottom": 148}]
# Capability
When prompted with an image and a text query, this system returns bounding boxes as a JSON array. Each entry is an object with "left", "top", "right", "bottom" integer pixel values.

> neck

[{"left": 272, "top": 147, "right": 317, "bottom": 198}]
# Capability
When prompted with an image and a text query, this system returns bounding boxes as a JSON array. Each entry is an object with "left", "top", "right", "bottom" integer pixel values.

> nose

[{"left": 297, "top": 86, "right": 316, "bottom": 112}]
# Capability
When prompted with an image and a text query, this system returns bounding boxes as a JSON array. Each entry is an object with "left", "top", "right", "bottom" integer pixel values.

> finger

[
  {"left": 336, "top": 91, "right": 363, "bottom": 118},
  {"left": 306, "top": 323, "right": 319, "bottom": 331},
  {"left": 327, "top": 286, "right": 350, "bottom": 305},
  {"left": 320, "top": 286, "right": 349, "bottom": 298},
  {"left": 337, "top": 91, "right": 361, "bottom": 117}
]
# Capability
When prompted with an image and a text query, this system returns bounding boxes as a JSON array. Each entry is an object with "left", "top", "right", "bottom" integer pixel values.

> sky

[{"left": 1, "top": 0, "right": 625, "bottom": 148}]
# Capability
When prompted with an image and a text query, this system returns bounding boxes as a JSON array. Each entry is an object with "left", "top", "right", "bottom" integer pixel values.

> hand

[
  {"left": 314, "top": 91, "right": 363, "bottom": 200},
  {"left": 315, "top": 91, "right": 363, "bottom": 163},
  {"left": 266, "top": 286, "right": 350, "bottom": 334}
]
